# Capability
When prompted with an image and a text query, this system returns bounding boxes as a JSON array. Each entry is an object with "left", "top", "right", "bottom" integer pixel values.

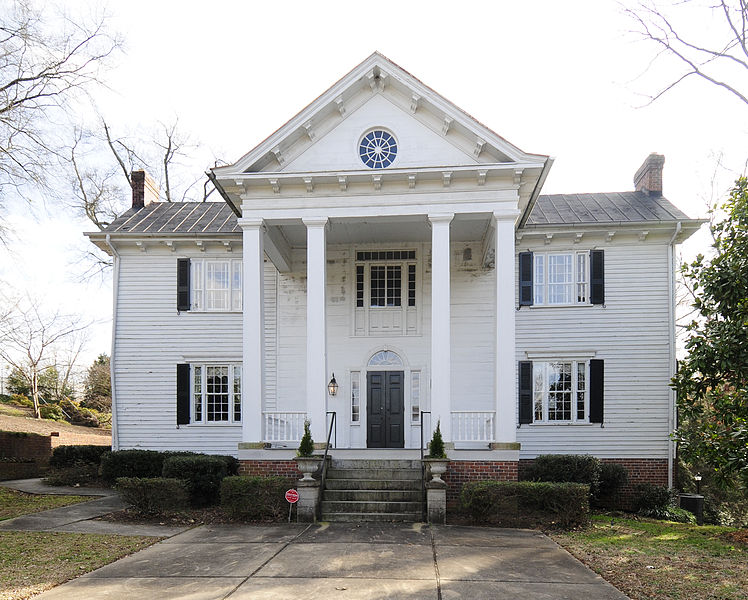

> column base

[
  {"left": 296, "top": 478, "right": 320, "bottom": 523},
  {"left": 426, "top": 480, "right": 447, "bottom": 524}
]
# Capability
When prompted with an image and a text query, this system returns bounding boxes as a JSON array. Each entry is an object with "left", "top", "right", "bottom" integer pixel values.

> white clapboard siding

[{"left": 516, "top": 242, "right": 673, "bottom": 459}]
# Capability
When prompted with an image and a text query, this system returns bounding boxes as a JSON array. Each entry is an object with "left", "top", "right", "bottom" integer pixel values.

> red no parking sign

[{"left": 285, "top": 489, "right": 299, "bottom": 504}]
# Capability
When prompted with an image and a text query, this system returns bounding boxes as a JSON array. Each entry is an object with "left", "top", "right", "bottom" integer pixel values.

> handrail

[
  {"left": 318, "top": 411, "right": 336, "bottom": 520},
  {"left": 420, "top": 410, "right": 431, "bottom": 522}
]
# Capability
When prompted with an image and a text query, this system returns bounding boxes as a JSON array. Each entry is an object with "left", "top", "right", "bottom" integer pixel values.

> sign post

[{"left": 285, "top": 489, "right": 299, "bottom": 522}]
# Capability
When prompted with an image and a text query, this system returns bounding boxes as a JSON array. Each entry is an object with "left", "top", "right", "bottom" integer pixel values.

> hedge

[
  {"left": 220, "top": 476, "right": 290, "bottom": 520},
  {"left": 162, "top": 455, "right": 228, "bottom": 507},
  {"left": 101, "top": 449, "right": 238, "bottom": 485},
  {"left": 460, "top": 481, "right": 590, "bottom": 529},
  {"left": 116, "top": 477, "right": 189, "bottom": 514},
  {"left": 49, "top": 445, "right": 111, "bottom": 469}
]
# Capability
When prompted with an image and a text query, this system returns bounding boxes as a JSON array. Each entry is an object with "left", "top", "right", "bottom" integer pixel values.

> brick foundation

[
  {"left": 445, "top": 460, "right": 518, "bottom": 508},
  {"left": 239, "top": 459, "right": 302, "bottom": 480},
  {"left": 519, "top": 457, "right": 669, "bottom": 510}
]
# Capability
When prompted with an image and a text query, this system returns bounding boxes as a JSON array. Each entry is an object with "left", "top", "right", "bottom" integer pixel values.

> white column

[
  {"left": 495, "top": 213, "right": 517, "bottom": 443},
  {"left": 241, "top": 218, "right": 264, "bottom": 443},
  {"left": 429, "top": 213, "right": 454, "bottom": 442},
  {"left": 303, "top": 217, "right": 328, "bottom": 443}
]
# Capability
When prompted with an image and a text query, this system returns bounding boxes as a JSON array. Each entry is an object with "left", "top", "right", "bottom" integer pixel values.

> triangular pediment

[{"left": 213, "top": 52, "right": 547, "bottom": 182}]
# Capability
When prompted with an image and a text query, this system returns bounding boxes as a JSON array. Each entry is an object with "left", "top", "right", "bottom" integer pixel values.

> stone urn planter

[
  {"left": 423, "top": 458, "right": 449, "bottom": 483},
  {"left": 295, "top": 456, "right": 322, "bottom": 481}
]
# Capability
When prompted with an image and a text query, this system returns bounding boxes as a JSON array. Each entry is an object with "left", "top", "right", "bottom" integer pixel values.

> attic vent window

[{"left": 359, "top": 130, "right": 397, "bottom": 169}]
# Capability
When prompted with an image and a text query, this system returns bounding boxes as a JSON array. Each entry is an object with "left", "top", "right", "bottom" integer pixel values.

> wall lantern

[
  {"left": 327, "top": 373, "right": 338, "bottom": 397},
  {"left": 694, "top": 474, "right": 702, "bottom": 495}
]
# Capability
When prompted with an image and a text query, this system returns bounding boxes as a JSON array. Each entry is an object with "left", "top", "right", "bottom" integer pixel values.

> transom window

[
  {"left": 192, "top": 364, "right": 241, "bottom": 424},
  {"left": 359, "top": 130, "right": 397, "bottom": 168},
  {"left": 533, "top": 252, "right": 588, "bottom": 305},
  {"left": 532, "top": 361, "right": 587, "bottom": 423},
  {"left": 368, "top": 351, "right": 404, "bottom": 367},
  {"left": 191, "top": 259, "right": 242, "bottom": 311}
]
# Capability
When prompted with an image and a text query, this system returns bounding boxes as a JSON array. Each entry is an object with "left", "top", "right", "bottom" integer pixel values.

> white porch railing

[
  {"left": 263, "top": 411, "right": 307, "bottom": 443},
  {"left": 451, "top": 411, "right": 495, "bottom": 442}
]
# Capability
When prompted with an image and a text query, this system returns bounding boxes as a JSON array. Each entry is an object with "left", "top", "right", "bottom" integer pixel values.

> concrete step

[
  {"left": 321, "top": 500, "right": 423, "bottom": 513},
  {"left": 332, "top": 459, "right": 422, "bottom": 469},
  {"left": 324, "top": 478, "right": 422, "bottom": 491},
  {"left": 325, "top": 468, "right": 422, "bottom": 480},
  {"left": 323, "top": 489, "right": 422, "bottom": 502},
  {"left": 320, "top": 512, "right": 422, "bottom": 523}
]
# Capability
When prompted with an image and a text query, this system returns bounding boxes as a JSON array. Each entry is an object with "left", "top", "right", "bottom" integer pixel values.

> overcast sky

[{"left": 1, "top": 0, "right": 745, "bottom": 370}]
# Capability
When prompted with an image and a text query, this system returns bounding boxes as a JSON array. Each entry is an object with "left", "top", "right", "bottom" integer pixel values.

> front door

[{"left": 367, "top": 371, "right": 404, "bottom": 448}]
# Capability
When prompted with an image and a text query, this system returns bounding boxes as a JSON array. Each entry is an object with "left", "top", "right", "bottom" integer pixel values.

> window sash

[
  {"left": 191, "top": 260, "right": 242, "bottom": 312},
  {"left": 411, "top": 371, "right": 421, "bottom": 423},
  {"left": 351, "top": 371, "right": 360, "bottom": 423},
  {"left": 532, "top": 361, "right": 588, "bottom": 423},
  {"left": 533, "top": 252, "right": 590, "bottom": 306},
  {"left": 192, "top": 363, "right": 242, "bottom": 424}
]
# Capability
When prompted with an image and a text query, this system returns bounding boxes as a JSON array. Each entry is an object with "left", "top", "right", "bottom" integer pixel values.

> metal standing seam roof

[
  {"left": 101, "top": 191, "right": 692, "bottom": 234},
  {"left": 527, "top": 192, "right": 691, "bottom": 226}
]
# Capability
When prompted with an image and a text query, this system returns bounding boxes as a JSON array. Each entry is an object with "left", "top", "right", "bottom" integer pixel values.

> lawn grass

[
  {"left": 0, "top": 488, "right": 90, "bottom": 521},
  {"left": 553, "top": 514, "right": 747, "bottom": 600},
  {"left": 0, "top": 531, "right": 158, "bottom": 600}
]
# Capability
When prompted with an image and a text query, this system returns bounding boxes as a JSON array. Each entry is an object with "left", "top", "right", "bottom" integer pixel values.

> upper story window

[
  {"left": 191, "top": 259, "right": 242, "bottom": 312},
  {"left": 519, "top": 250, "right": 604, "bottom": 307},
  {"left": 359, "top": 129, "right": 397, "bottom": 169}
]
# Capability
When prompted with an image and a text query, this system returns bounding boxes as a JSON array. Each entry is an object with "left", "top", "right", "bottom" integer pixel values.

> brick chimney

[
  {"left": 131, "top": 170, "right": 159, "bottom": 209},
  {"left": 634, "top": 153, "right": 665, "bottom": 196}
]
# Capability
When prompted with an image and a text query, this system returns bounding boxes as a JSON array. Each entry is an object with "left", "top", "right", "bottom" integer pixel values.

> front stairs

[{"left": 320, "top": 459, "right": 423, "bottom": 522}]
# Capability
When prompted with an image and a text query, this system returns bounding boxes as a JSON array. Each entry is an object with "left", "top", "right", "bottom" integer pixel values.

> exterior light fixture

[
  {"left": 327, "top": 373, "right": 338, "bottom": 397},
  {"left": 694, "top": 474, "right": 702, "bottom": 495}
]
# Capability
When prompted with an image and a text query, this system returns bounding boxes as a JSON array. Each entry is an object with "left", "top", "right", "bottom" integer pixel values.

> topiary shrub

[
  {"left": 50, "top": 445, "right": 111, "bottom": 469},
  {"left": 116, "top": 477, "right": 189, "bottom": 514},
  {"left": 524, "top": 454, "right": 602, "bottom": 497},
  {"left": 101, "top": 450, "right": 167, "bottom": 484},
  {"left": 427, "top": 420, "right": 446, "bottom": 459},
  {"left": 162, "top": 455, "right": 228, "bottom": 507},
  {"left": 595, "top": 462, "right": 629, "bottom": 508},
  {"left": 461, "top": 480, "right": 590, "bottom": 529},
  {"left": 297, "top": 420, "right": 314, "bottom": 457},
  {"left": 220, "top": 475, "right": 290, "bottom": 520}
]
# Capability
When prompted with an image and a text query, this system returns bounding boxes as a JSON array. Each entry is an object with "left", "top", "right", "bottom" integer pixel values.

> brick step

[
  {"left": 323, "top": 489, "right": 422, "bottom": 502},
  {"left": 320, "top": 512, "right": 422, "bottom": 523},
  {"left": 324, "top": 478, "right": 422, "bottom": 491},
  {"left": 321, "top": 500, "right": 423, "bottom": 514}
]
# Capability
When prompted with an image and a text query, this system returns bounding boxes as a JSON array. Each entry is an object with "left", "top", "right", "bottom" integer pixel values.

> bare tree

[
  {"left": 626, "top": 1, "right": 748, "bottom": 106},
  {"left": 0, "top": 1, "right": 120, "bottom": 215},
  {"left": 0, "top": 293, "right": 90, "bottom": 418}
]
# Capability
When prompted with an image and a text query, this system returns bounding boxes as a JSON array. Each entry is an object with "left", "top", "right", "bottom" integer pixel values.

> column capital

[
  {"left": 493, "top": 208, "right": 520, "bottom": 222},
  {"left": 302, "top": 216, "right": 329, "bottom": 227},
  {"left": 238, "top": 217, "right": 265, "bottom": 230},
  {"left": 428, "top": 212, "right": 454, "bottom": 225}
]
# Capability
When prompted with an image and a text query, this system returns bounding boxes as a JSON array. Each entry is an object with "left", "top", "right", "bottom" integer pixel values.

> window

[
  {"left": 351, "top": 371, "right": 360, "bottom": 423},
  {"left": 191, "top": 259, "right": 242, "bottom": 311},
  {"left": 532, "top": 361, "right": 588, "bottom": 423},
  {"left": 191, "top": 364, "right": 242, "bottom": 424},
  {"left": 533, "top": 252, "right": 589, "bottom": 306},
  {"left": 411, "top": 371, "right": 421, "bottom": 423},
  {"left": 359, "top": 129, "right": 397, "bottom": 169}
]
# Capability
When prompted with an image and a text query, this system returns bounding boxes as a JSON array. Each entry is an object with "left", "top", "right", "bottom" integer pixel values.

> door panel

[{"left": 367, "top": 371, "right": 405, "bottom": 448}]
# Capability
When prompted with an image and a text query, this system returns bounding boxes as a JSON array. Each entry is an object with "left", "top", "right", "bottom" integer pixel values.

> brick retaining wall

[
  {"left": 0, "top": 430, "right": 52, "bottom": 464},
  {"left": 444, "top": 460, "right": 519, "bottom": 508},
  {"left": 239, "top": 460, "right": 302, "bottom": 479}
]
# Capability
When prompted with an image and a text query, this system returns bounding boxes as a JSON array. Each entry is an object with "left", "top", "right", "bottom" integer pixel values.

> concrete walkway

[{"left": 34, "top": 522, "right": 628, "bottom": 600}]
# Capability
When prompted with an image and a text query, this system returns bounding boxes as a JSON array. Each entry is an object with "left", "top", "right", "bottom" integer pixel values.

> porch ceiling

[{"left": 272, "top": 213, "right": 493, "bottom": 247}]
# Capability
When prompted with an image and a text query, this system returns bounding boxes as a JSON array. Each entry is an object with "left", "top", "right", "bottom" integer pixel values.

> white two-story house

[{"left": 88, "top": 53, "right": 702, "bottom": 503}]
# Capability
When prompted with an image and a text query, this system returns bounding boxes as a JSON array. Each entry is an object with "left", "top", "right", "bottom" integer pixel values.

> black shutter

[
  {"left": 519, "top": 361, "right": 533, "bottom": 424},
  {"left": 177, "top": 258, "right": 191, "bottom": 312},
  {"left": 176, "top": 363, "right": 190, "bottom": 425},
  {"left": 589, "top": 359, "right": 604, "bottom": 424},
  {"left": 590, "top": 250, "right": 604, "bottom": 305},
  {"left": 519, "top": 252, "right": 533, "bottom": 306}
]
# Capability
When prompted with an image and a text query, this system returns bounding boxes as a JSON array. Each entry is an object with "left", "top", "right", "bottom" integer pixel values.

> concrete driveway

[{"left": 36, "top": 522, "right": 627, "bottom": 600}]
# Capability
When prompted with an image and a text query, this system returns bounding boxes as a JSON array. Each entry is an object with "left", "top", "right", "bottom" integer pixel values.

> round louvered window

[{"left": 359, "top": 129, "right": 397, "bottom": 168}]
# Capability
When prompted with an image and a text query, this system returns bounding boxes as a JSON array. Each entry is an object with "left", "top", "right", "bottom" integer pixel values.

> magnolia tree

[{"left": 674, "top": 177, "right": 748, "bottom": 488}]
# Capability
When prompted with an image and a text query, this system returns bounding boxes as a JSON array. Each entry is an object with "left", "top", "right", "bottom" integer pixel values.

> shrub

[
  {"left": 427, "top": 420, "right": 446, "bottom": 459},
  {"left": 43, "top": 463, "right": 100, "bottom": 487},
  {"left": 633, "top": 483, "right": 676, "bottom": 513},
  {"left": 162, "top": 455, "right": 228, "bottom": 507},
  {"left": 595, "top": 462, "right": 629, "bottom": 507},
  {"left": 39, "top": 404, "right": 65, "bottom": 421},
  {"left": 60, "top": 399, "right": 99, "bottom": 427},
  {"left": 220, "top": 476, "right": 290, "bottom": 520},
  {"left": 50, "top": 445, "right": 111, "bottom": 469},
  {"left": 101, "top": 450, "right": 167, "bottom": 484},
  {"left": 9, "top": 394, "right": 33, "bottom": 408},
  {"left": 460, "top": 480, "right": 590, "bottom": 529},
  {"left": 298, "top": 420, "right": 314, "bottom": 457},
  {"left": 525, "top": 454, "right": 601, "bottom": 492},
  {"left": 116, "top": 477, "right": 189, "bottom": 514}
]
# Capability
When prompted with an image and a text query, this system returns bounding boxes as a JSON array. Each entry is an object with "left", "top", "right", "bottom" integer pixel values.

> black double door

[{"left": 366, "top": 371, "right": 405, "bottom": 448}]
